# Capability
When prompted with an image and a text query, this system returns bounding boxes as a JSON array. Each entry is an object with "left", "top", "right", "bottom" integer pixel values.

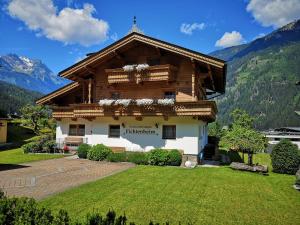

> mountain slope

[
  {"left": 0, "top": 54, "right": 67, "bottom": 94},
  {"left": 0, "top": 80, "right": 42, "bottom": 116},
  {"left": 210, "top": 20, "right": 300, "bottom": 130}
]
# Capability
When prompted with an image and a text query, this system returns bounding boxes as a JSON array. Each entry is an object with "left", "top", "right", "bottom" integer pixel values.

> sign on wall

[{"left": 124, "top": 126, "right": 158, "bottom": 135}]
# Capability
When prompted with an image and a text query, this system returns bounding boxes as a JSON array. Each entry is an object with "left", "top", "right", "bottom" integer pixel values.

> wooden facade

[{"left": 36, "top": 32, "right": 226, "bottom": 122}]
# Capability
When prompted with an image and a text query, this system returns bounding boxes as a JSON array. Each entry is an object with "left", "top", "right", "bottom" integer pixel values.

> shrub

[
  {"left": 148, "top": 148, "right": 169, "bottom": 166},
  {"left": 22, "top": 141, "right": 40, "bottom": 154},
  {"left": 87, "top": 144, "right": 112, "bottom": 161},
  {"left": 127, "top": 152, "right": 149, "bottom": 165},
  {"left": 271, "top": 139, "right": 300, "bottom": 175},
  {"left": 42, "top": 140, "right": 57, "bottom": 153},
  {"left": 107, "top": 152, "right": 127, "bottom": 162},
  {"left": 167, "top": 149, "right": 182, "bottom": 166},
  {"left": 77, "top": 143, "right": 91, "bottom": 159}
]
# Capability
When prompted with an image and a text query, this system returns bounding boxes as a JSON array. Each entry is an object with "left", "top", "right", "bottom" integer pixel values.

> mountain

[
  {"left": 210, "top": 20, "right": 300, "bottom": 130},
  {"left": 0, "top": 80, "right": 42, "bottom": 117},
  {"left": 0, "top": 54, "right": 68, "bottom": 94}
]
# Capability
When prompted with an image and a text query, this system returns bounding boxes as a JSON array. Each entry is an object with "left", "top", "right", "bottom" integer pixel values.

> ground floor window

[
  {"left": 69, "top": 124, "right": 85, "bottom": 136},
  {"left": 162, "top": 125, "right": 176, "bottom": 139},
  {"left": 109, "top": 125, "right": 120, "bottom": 138}
]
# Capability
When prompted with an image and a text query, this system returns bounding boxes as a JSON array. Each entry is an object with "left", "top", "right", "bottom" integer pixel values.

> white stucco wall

[{"left": 56, "top": 116, "right": 208, "bottom": 155}]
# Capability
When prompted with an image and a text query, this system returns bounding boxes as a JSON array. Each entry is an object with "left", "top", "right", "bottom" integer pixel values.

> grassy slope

[
  {"left": 41, "top": 156, "right": 299, "bottom": 225},
  {"left": 0, "top": 121, "right": 62, "bottom": 164}
]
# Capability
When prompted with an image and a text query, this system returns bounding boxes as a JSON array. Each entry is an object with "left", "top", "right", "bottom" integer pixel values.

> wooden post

[
  {"left": 88, "top": 78, "right": 92, "bottom": 104},
  {"left": 191, "top": 59, "right": 196, "bottom": 101},
  {"left": 82, "top": 82, "right": 85, "bottom": 103}
]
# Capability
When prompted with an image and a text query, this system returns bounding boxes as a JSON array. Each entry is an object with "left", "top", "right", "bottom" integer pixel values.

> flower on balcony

[
  {"left": 136, "top": 98, "right": 154, "bottom": 106},
  {"left": 157, "top": 98, "right": 175, "bottom": 105},
  {"left": 123, "top": 65, "right": 136, "bottom": 72},
  {"left": 115, "top": 99, "right": 132, "bottom": 107},
  {"left": 136, "top": 63, "right": 149, "bottom": 72},
  {"left": 99, "top": 99, "right": 115, "bottom": 106}
]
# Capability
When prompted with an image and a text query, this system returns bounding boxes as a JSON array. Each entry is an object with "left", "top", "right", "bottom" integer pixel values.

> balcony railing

[
  {"left": 105, "top": 64, "right": 178, "bottom": 84},
  {"left": 51, "top": 100, "right": 217, "bottom": 122}
]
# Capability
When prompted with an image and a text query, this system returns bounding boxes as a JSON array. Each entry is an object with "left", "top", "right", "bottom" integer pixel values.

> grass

[
  {"left": 0, "top": 121, "right": 63, "bottom": 164},
  {"left": 40, "top": 155, "right": 300, "bottom": 225},
  {"left": 0, "top": 148, "right": 63, "bottom": 164}
]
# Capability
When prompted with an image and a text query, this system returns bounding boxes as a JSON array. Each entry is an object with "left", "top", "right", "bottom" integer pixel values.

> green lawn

[
  {"left": 40, "top": 164, "right": 300, "bottom": 225},
  {"left": 0, "top": 121, "right": 63, "bottom": 164},
  {"left": 0, "top": 148, "right": 63, "bottom": 164}
]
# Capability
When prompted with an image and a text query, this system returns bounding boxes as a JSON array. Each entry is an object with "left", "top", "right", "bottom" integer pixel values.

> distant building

[{"left": 262, "top": 127, "right": 300, "bottom": 149}]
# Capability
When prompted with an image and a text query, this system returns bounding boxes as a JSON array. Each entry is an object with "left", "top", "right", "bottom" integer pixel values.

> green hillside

[
  {"left": 0, "top": 80, "right": 42, "bottom": 117},
  {"left": 211, "top": 20, "right": 300, "bottom": 130}
]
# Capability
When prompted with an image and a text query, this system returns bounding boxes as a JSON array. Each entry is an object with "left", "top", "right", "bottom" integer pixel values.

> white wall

[{"left": 56, "top": 117, "right": 208, "bottom": 155}]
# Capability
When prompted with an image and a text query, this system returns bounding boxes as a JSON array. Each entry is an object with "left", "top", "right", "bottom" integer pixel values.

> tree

[
  {"left": 220, "top": 109, "right": 267, "bottom": 165},
  {"left": 208, "top": 121, "right": 223, "bottom": 139},
  {"left": 20, "top": 105, "right": 50, "bottom": 134}
]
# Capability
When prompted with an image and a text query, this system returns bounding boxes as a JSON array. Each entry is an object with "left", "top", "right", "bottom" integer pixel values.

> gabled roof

[
  {"left": 59, "top": 32, "right": 226, "bottom": 79},
  {"left": 36, "top": 82, "right": 80, "bottom": 105}
]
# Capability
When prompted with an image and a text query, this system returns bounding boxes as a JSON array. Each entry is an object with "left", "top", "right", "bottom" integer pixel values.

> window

[
  {"left": 164, "top": 91, "right": 176, "bottom": 99},
  {"left": 162, "top": 125, "right": 176, "bottom": 139},
  {"left": 109, "top": 125, "right": 120, "bottom": 138},
  {"left": 111, "top": 92, "right": 120, "bottom": 99},
  {"left": 69, "top": 124, "right": 85, "bottom": 136}
]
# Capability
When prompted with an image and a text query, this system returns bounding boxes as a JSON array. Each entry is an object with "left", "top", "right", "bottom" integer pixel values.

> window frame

[
  {"left": 109, "top": 125, "right": 121, "bottom": 138},
  {"left": 162, "top": 125, "right": 176, "bottom": 140},
  {"left": 69, "top": 124, "right": 85, "bottom": 136}
]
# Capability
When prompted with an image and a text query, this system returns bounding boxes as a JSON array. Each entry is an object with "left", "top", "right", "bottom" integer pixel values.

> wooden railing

[
  {"left": 105, "top": 64, "right": 178, "bottom": 84},
  {"left": 51, "top": 101, "right": 217, "bottom": 122}
]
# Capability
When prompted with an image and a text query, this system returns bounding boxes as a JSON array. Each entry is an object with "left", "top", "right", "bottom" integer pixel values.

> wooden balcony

[
  {"left": 51, "top": 101, "right": 217, "bottom": 122},
  {"left": 105, "top": 64, "right": 178, "bottom": 84}
]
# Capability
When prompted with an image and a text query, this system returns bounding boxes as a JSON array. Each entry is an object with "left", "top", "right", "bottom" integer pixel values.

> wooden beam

[
  {"left": 88, "top": 78, "right": 92, "bottom": 104},
  {"left": 155, "top": 47, "right": 161, "bottom": 56},
  {"left": 84, "top": 66, "right": 96, "bottom": 75},
  {"left": 207, "top": 65, "right": 216, "bottom": 91},
  {"left": 71, "top": 118, "right": 77, "bottom": 121},
  {"left": 191, "top": 59, "right": 197, "bottom": 101},
  {"left": 86, "top": 117, "right": 96, "bottom": 121}
]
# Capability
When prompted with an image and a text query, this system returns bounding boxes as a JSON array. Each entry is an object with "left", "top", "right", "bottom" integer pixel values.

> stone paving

[{"left": 0, "top": 156, "right": 135, "bottom": 199}]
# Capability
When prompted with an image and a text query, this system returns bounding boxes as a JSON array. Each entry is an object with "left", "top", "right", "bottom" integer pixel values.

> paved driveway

[{"left": 0, "top": 156, "right": 135, "bottom": 199}]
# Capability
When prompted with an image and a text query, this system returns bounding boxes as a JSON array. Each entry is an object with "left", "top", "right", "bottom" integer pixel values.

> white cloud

[
  {"left": 110, "top": 32, "right": 118, "bottom": 41},
  {"left": 247, "top": 0, "right": 300, "bottom": 28},
  {"left": 7, "top": 0, "right": 109, "bottom": 46},
  {"left": 215, "top": 31, "right": 244, "bottom": 48},
  {"left": 180, "top": 22, "right": 205, "bottom": 35}
]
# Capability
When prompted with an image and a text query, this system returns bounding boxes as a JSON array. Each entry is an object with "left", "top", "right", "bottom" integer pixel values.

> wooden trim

[
  {"left": 59, "top": 33, "right": 225, "bottom": 78},
  {"left": 36, "top": 82, "right": 80, "bottom": 105}
]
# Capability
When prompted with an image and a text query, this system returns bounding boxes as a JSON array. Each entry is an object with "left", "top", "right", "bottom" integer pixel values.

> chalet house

[{"left": 37, "top": 24, "right": 226, "bottom": 163}]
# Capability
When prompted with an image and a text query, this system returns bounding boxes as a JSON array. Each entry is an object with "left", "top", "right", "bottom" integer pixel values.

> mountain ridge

[{"left": 0, "top": 54, "right": 68, "bottom": 94}]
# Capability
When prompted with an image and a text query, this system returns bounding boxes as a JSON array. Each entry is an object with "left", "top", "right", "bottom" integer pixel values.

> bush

[
  {"left": 87, "top": 144, "right": 112, "bottom": 161},
  {"left": 107, "top": 152, "right": 127, "bottom": 162},
  {"left": 148, "top": 149, "right": 169, "bottom": 166},
  {"left": 77, "top": 143, "right": 91, "bottom": 159},
  {"left": 22, "top": 141, "right": 40, "bottom": 153},
  {"left": 43, "top": 140, "right": 57, "bottom": 153},
  {"left": 271, "top": 139, "right": 300, "bottom": 174},
  {"left": 0, "top": 190, "right": 69, "bottom": 225},
  {"left": 167, "top": 149, "right": 182, "bottom": 166},
  {"left": 127, "top": 152, "right": 149, "bottom": 165}
]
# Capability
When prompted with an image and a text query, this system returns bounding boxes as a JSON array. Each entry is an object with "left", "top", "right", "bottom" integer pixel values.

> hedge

[
  {"left": 87, "top": 144, "right": 112, "bottom": 161},
  {"left": 77, "top": 143, "right": 91, "bottom": 159},
  {"left": 107, "top": 149, "right": 182, "bottom": 166},
  {"left": 271, "top": 139, "right": 300, "bottom": 175},
  {"left": 0, "top": 190, "right": 172, "bottom": 225}
]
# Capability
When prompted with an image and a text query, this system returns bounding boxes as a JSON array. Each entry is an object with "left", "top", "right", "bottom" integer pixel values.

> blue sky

[{"left": 0, "top": 0, "right": 300, "bottom": 74}]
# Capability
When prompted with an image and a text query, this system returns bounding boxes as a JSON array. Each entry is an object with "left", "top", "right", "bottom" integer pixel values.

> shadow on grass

[
  {"left": 219, "top": 149, "right": 244, "bottom": 165},
  {"left": 0, "top": 122, "right": 35, "bottom": 151},
  {"left": 0, "top": 164, "right": 30, "bottom": 171}
]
